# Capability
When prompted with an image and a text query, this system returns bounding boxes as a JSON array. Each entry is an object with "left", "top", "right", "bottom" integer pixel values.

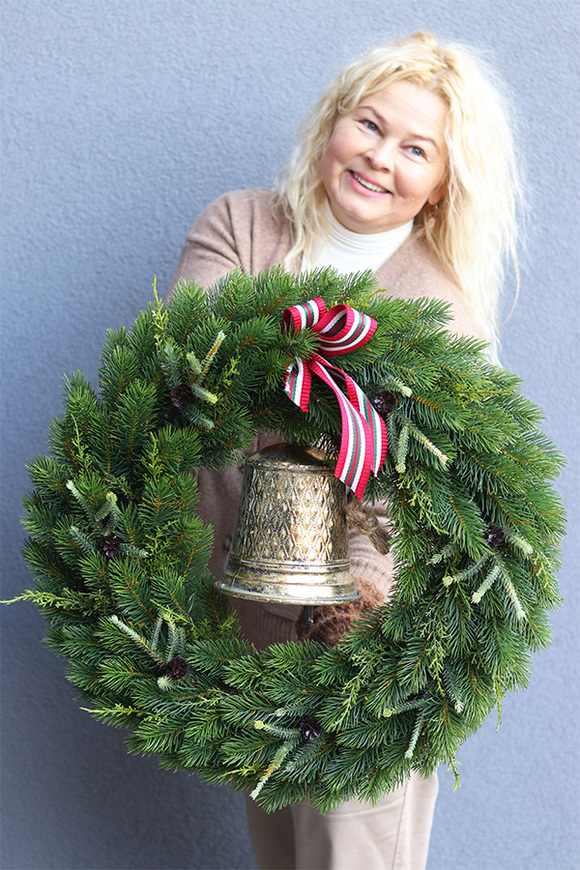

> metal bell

[{"left": 215, "top": 443, "right": 362, "bottom": 605}]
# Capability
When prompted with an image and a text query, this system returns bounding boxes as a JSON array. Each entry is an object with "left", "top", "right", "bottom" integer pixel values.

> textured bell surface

[{"left": 215, "top": 443, "right": 362, "bottom": 605}]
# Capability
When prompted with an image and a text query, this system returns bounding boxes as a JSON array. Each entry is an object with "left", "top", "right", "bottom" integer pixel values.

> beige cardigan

[{"left": 170, "top": 188, "right": 481, "bottom": 648}]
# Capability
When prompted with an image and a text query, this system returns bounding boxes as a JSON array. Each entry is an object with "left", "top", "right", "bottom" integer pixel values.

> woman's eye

[
  {"left": 409, "top": 145, "right": 426, "bottom": 158},
  {"left": 362, "top": 119, "right": 379, "bottom": 133}
]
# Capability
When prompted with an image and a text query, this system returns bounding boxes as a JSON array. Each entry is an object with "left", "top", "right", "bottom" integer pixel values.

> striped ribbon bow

[{"left": 283, "top": 297, "right": 387, "bottom": 500}]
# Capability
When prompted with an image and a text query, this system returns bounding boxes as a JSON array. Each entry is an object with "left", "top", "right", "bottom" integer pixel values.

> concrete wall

[{"left": 1, "top": 2, "right": 578, "bottom": 868}]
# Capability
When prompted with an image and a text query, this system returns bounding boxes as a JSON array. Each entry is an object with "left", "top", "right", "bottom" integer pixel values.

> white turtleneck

[{"left": 302, "top": 206, "right": 414, "bottom": 274}]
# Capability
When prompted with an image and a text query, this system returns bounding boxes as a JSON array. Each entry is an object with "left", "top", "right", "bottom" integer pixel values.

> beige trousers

[{"left": 245, "top": 770, "right": 439, "bottom": 870}]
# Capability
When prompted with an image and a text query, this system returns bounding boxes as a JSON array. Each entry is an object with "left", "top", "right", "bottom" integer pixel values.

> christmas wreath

[{"left": 12, "top": 268, "right": 564, "bottom": 812}]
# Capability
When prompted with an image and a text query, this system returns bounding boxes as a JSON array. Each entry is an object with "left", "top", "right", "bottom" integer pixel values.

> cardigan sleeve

[
  {"left": 170, "top": 192, "right": 245, "bottom": 290},
  {"left": 169, "top": 188, "right": 294, "bottom": 292}
]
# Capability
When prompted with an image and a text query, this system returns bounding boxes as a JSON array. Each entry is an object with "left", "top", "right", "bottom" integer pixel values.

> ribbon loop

[{"left": 283, "top": 299, "right": 387, "bottom": 499}]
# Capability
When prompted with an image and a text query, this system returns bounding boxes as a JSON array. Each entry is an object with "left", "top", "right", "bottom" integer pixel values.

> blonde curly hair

[{"left": 276, "top": 32, "right": 524, "bottom": 353}]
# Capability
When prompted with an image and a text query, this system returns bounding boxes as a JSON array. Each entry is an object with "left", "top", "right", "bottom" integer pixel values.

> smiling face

[{"left": 320, "top": 79, "right": 449, "bottom": 234}]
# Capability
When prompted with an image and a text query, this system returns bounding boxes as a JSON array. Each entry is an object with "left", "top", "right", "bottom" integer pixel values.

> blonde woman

[{"left": 171, "top": 31, "right": 522, "bottom": 870}]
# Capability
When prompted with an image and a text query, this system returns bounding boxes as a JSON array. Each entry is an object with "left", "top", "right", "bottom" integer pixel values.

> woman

[{"left": 170, "top": 31, "right": 522, "bottom": 870}]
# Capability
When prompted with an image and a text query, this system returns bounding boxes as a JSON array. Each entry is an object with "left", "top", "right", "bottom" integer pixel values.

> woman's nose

[{"left": 365, "top": 139, "right": 395, "bottom": 171}]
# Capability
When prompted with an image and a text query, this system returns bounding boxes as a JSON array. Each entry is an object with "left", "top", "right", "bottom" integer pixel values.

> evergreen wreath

[{"left": 11, "top": 268, "right": 565, "bottom": 812}]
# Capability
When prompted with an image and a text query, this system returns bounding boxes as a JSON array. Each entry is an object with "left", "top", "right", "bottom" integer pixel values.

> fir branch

[
  {"left": 447, "top": 755, "right": 461, "bottom": 790},
  {"left": 109, "top": 615, "right": 166, "bottom": 667},
  {"left": 81, "top": 703, "right": 147, "bottom": 725},
  {"left": 197, "top": 331, "right": 226, "bottom": 380},
  {"left": 94, "top": 491, "right": 119, "bottom": 527},
  {"left": 386, "top": 376, "right": 413, "bottom": 397},
  {"left": 382, "top": 698, "right": 427, "bottom": 718},
  {"left": 429, "top": 541, "right": 456, "bottom": 565},
  {"left": 504, "top": 529, "right": 533, "bottom": 556},
  {"left": 157, "top": 676, "right": 174, "bottom": 691},
  {"left": 442, "top": 662, "right": 465, "bottom": 713},
  {"left": 161, "top": 342, "right": 182, "bottom": 388},
  {"left": 395, "top": 423, "right": 410, "bottom": 473},
  {"left": 497, "top": 559, "right": 527, "bottom": 620},
  {"left": 253, "top": 719, "right": 301, "bottom": 741},
  {"left": 1, "top": 588, "right": 110, "bottom": 615},
  {"left": 69, "top": 525, "right": 97, "bottom": 555},
  {"left": 151, "top": 276, "right": 170, "bottom": 351},
  {"left": 250, "top": 743, "right": 294, "bottom": 800},
  {"left": 190, "top": 383, "right": 218, "bottom": 405},
  {"left": 407, "top": 422, "right": 449, "bottom": 466},
  {"left": 119, "top": 542, "right": 149, "bottom": 560},
  {"left": 70, "top": 418, "right": 93, "bottom": 472},
  {"left": 405, "top": 711, "right": 424, "bottom": 759},
  {"left": 150, "top": 614, "right": 164, "bottom": 652},
  {"left": 443, "top": 554, "right": 491, "bottom": 586},
  {"left": 66, "top": 480, "right": 95, "bottom": 525},
  {"left": 472, "top": 564, "right": 501, "bottom": 604}
]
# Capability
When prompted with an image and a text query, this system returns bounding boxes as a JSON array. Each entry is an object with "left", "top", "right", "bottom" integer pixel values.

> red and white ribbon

[{"left": 283, "top": 297, "right": 387, "bottom": 499}]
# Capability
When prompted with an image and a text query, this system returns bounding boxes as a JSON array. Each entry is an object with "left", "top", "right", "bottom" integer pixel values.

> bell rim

[
  {"left": 214, "top": 576, "right": 363, "bottom": 606},
  {"left": 245, "top": 442, "right": 335, "bottom": 475}
]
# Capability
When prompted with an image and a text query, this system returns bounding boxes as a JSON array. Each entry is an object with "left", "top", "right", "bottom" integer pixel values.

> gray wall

[{"left": 1, "top": 2, "right": 578, "bottom": 868}]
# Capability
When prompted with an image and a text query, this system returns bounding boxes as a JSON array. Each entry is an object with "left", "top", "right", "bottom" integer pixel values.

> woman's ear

[{"left": 427, "top": 182, "right": 447, "bottom": 206}]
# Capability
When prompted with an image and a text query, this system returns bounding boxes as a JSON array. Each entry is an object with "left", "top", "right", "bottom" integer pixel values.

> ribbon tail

[
  {"left": 310, "top": 360, "right": 373, "bottom": 500},
  {"left": 284, "top": 358, "right": 312, "bottom": 413},
  {"left": 344, "top": 376, "right": 388, "bottom": 474}
]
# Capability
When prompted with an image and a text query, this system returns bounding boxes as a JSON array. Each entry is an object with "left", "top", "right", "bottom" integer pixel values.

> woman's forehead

[{"left": 351, "top": 81, "right": 448, "bottom": 138}]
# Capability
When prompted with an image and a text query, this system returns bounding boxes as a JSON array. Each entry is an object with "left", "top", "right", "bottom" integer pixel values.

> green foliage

[{"left": 10, "top": 267, "right": 565, "bottom": 813}]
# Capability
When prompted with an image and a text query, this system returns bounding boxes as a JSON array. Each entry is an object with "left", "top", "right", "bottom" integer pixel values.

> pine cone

[
  {"left": 372, "top": 391, "right": 398, "bottom": 416},
  {"left": 171, "top": 384, "right": 195, "bottom": 409},
  {"left": 299, "top": 716, "right": 323, "bottom": 741},
  {"left": 484, "top": 525, "right": 505, "bottom": 548},
  {"left": 98, "top": 533, "right": 120, "bottom": 559},
  {"left": 166, "top": 656, "right": 188, "bottom": 681}
]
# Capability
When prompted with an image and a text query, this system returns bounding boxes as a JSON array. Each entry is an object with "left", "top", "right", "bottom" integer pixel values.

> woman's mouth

[{"left": 349, "top": 171, "right": 390, "bottom": 194}]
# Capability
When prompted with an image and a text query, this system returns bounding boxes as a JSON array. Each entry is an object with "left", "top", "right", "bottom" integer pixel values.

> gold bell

[{"left": 215, "top": 443, "right": 362, "bottom": 605}]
